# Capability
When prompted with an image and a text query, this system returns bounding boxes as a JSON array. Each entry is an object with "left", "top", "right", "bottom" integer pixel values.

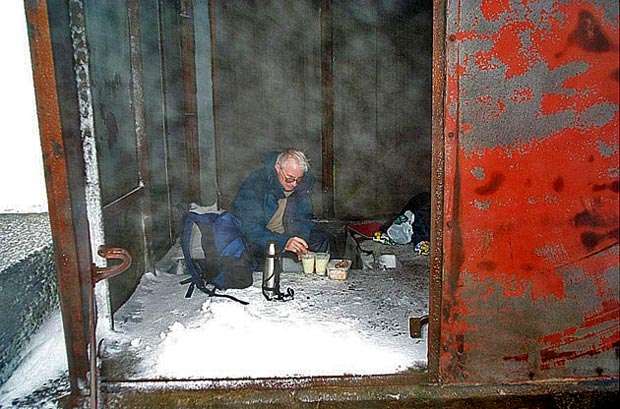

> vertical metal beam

[
  {"left": 24, "top": 0, "right": 93, "bottom": 398},
  {"left": 127, "top": 0, "right": 154, "bottom": 271},
  {"left": 209, "top": 0, "right": 222, "bottom": 201},
  {"left": 320, "top": 0, "right": 334, "bottom": 218},
  {"left": 180, "top": 0, "right": 201, "bottom": 203},
  {"left": 430, "top": 0, "right": 447, "bottom": 384}
]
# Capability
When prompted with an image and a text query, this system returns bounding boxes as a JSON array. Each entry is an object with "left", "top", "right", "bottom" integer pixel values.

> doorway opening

[
  {"left": 28, "top": 0, "right": 445, "bottom": 390},
  {"left": 99, "top": 0, "right": 438, "bottom": 382}
]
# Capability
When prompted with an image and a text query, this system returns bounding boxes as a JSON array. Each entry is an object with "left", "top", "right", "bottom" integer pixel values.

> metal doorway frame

[{"left": 24, "top": 0, "right": 448, "bottom": 401}]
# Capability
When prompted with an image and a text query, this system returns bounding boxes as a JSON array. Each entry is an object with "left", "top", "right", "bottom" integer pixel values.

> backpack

[{"left": 179, "top": 209, "right": 253, "bottom": 303}]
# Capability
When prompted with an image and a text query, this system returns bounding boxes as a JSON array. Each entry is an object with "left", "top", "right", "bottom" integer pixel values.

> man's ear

[{"left": 274, "top": 163, "right": 279, "bottom": 172}]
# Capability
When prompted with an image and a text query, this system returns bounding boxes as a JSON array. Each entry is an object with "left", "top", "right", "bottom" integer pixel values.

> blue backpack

[{"left": 179, "top": 210, "right": 253, "bottom": 303}]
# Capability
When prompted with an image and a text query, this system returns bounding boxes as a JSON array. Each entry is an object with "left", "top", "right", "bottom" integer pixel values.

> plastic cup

[
  {"left": 301, "top": 252, "right": 315, "bottom": 274},
  {"left": 314, "top": 252, "right": 330, "bottom": 276}
]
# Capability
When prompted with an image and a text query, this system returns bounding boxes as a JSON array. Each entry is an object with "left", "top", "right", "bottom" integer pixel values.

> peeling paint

[
  {"left": 470, "top": 166, "right": 485, "bottom": 180},
  {"left": 472, "top": 199, "right": 490, "bottom": 211},
  {"left": 442, "top": 0, "right": 618, "bottom": 384},
  {"left": 597, "top": 139, "right": 619, "bottom": 157}
]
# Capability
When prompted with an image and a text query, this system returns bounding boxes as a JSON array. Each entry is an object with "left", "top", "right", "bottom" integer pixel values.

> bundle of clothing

[{"left": 372, "top": 192, "right": 431, "bottom": 256}]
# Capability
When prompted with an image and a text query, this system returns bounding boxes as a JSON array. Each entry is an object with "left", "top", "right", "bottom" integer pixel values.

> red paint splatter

[
  {"left": 492, "top": 21, "right": 538, "bottom": 78},
  {"left": 503, "top": 353, "right": 528, "bottom": 362},
  {"left": 497, "top": 99, "right": 506, "bottom": 113},
  {"left": 539, "top": 305, "right": 619, "bottom": 369},
  {"left": 511, "top": 87, "right": 533, "bottom": 103},
  {"left": 480, "top": 0, "right": 510, "bottom": 22}
]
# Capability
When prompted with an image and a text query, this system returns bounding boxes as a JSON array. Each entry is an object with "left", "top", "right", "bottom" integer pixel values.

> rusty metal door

[{"left": 439, "top": 0, "right": 619, "bottom": 384}]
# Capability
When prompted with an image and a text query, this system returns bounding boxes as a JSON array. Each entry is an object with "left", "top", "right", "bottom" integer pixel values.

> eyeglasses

[{"left": 278, "top": 165, "right": 304, "bottom": 184}]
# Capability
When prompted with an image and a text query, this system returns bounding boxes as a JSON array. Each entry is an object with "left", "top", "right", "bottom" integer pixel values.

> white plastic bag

[{"left": 386, "top": 210, "right": 415, "bottom": 245}]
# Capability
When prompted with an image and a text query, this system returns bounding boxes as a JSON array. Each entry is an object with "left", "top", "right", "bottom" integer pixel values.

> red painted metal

[{"left": 441, "top": 0, "right": 619, "bottom": 383}]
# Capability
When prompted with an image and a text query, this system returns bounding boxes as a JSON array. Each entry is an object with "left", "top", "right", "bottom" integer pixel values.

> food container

[{"left": 327, "top": 259, "right": 351, "bottom": 280}]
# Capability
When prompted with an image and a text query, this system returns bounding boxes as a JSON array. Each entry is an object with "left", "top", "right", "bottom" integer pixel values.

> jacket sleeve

[{"left": 232, "top": 175, "right": 290, "bottom": 251}]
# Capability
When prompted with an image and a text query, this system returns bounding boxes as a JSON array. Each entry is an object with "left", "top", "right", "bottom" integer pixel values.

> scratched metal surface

[{"left": 440, "top": 0, "right": 619, "bottom": 383}]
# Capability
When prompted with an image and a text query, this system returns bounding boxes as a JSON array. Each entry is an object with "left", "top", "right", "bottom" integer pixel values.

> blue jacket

[{"left": 231, "top": 152, "right": 316, "bottom": 252}]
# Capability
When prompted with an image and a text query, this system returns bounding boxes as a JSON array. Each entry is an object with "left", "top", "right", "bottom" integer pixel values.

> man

[{"left": 232, "top": 149, "right": 335, "bottom": 267}]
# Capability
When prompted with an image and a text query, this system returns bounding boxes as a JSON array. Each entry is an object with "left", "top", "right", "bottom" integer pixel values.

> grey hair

[{"left": 277, "top": 149, "right": 309, "bottom": 172}]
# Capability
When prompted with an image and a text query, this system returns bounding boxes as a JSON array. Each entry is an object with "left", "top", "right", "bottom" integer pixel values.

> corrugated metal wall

[{"left": 440, "top": 0, "right": 619, "bottom": 383}]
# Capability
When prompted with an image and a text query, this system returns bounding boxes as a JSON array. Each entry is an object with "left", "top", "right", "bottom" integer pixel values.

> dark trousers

[{"left": 248, "top": 227, "right": 336, "bottom": 269}]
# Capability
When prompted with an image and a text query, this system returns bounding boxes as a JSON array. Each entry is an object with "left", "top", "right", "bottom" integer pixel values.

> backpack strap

[
  {"left": 179, "top": 210, "right": 250, "bottom": 305},
  {"left": 179, "top": 277, "right": 248, "bottom": 305},
  {"left": 180, "top": 211, "right": 208, "bottom": 289}
]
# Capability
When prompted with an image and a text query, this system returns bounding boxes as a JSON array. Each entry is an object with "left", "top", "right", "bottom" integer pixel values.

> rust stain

[
  {"left": 477, "top": 260, "right": 497, "bottom": 271},
  {"left": 569, "top": 10, "right": 612, "bottom": 53},
  {"left": 574, "top": 209, "right": 606, "bottom": 228},
  {"left": 590, "top": 181, "right": 618, "bottom": 193},
  {"left": 474, "top": 172, "right": 505, "bottom": 195},
  {"left": 555, "top": 10, "right": 613, "bottom": 58},
  {"left": 503, "top": 353, "right": 528, "bottom": 362},
  {"left": 552, "top": 176, "right": 565, "bottom": 193},
  {"left": 580, "top": 229, "right": 620, "bottom": 250},
  {"left": 520, "top": 263, "right": 534, "bottom": 272}
]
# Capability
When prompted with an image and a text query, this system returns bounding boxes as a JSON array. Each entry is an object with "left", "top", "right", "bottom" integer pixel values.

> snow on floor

[
  {"left": 103, "top": 265, "right": 428, "bottom": 380},
  {"left": 0, "top": 309, "right": 68, "bottom": 408}
]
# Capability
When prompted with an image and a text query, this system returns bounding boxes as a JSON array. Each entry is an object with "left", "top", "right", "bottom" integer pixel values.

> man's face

[{"left": 275, "top": 159, "right": 304, "bottom": 192}]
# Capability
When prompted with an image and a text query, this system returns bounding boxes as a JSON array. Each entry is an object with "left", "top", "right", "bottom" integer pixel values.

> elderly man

[{"left": 231, "top": 149, "right": 335, "bottom": 268}]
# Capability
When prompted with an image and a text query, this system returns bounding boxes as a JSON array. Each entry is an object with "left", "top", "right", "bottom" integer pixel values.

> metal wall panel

[
  {"left": 211, "top": 1, "right": 433, "bottom": 219},
  {"left": 83, "top": 1, "right": 150, "bottom": 312},
  {"left": 158, "top": 1, "right": 192, "bottom": 235},
  {"left": 85, "top": 2, "right": 139, "bottom": 204},
  {"left": 441, "top": 0, "right": 619, "bottom": 383},
  {"left": 139, "top": 0, "right": 175, "bottom": 254},
  {"left": 212, "top": 0, "right": 324, "bottom": 210},
  {"left": 334, "top": 2, "right": 433, "bottom": 218}
]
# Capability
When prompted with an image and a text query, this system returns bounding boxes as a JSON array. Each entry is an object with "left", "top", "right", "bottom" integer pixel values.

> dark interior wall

[
  {"left": 212, "top": 0, "right": 433, "bottom": 219},
  {"left": 212, "top": 0, "right": 323, "bottom": 210},
  {"left": 194, "top": 0, "right": 219, "bottom": 207},
  {"left": 85, "top": 3, "right": 139, "bottom": 204},
  {"left": 334, "top": 1, "right": 433, "bottom": 218},
  {"left": 83, "top": 1, "right": 189, "bottom": 312},
  {"left": 80, "top": 1, "right": 145, "bottom": 312},
  {"left": 61, "top": 0, "right": 433, "bottom": 310},
  {"left": 138, "top": 0, "right": 189, "bottom": 253}
]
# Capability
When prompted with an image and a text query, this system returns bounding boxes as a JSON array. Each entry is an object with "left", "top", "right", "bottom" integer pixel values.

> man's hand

[{"left": 285, "top": 237, "right": 309, "bottom": 260}]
